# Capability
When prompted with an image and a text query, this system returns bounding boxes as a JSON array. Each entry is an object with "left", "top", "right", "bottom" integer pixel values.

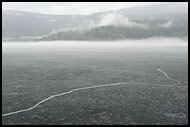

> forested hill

[{"left": 2, "top": 2, "right": 188, "bottom": 41}]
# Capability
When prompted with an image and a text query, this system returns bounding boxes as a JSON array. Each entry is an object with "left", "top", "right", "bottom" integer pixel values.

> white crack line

[
  {"left": 2, "top": 82, "right": 126, "bottom": 117},
  {"left": 157, "top": 68, "right": 182, "bottom": 85},
  {"left": 2, "top": 69, "right": 187, "bottom": 117}
]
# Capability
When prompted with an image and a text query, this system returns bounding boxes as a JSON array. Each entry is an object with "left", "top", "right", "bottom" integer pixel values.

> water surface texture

[{"left": 2, "top": 39, "right": 188, "bottom": 125}]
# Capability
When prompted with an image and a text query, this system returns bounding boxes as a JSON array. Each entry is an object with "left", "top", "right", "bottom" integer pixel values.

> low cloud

[
  {"left": 98, "top": 12, "right": 149, "bottom": 29},
  {"left": 159, "top": 20, "right": 173, "bottom": 28}
]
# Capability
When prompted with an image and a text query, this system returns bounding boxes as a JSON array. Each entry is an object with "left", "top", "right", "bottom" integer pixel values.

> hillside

[{"left": 2, "top": 2, "right": 188, "bottom": 41}]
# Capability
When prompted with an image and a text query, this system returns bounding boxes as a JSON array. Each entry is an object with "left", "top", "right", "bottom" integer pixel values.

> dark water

[{"left": 2, "top": 39, "right": 188, "bottom": 125}]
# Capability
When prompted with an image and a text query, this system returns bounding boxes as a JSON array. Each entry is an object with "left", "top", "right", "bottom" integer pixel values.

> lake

[{"left": 2, "top": 38, "right": 188, "bottom": 125}]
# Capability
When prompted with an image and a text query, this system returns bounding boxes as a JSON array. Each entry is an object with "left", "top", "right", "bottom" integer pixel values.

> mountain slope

[
  {"left": 37, "top": 22, "right": 188, "bottom": 41},
  {"left": 2, "top": 2, "right": 188, "bottom": 41}
]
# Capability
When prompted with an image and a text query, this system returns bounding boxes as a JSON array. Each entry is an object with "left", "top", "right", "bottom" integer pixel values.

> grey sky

[{"left": 2, "top": 2, "right": 164, "bottom": 15}]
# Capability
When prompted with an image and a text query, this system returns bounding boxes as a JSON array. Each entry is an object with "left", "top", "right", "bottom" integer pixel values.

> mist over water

[
  {"left": 2, "top": 37, "right": 188, "bottom": 49},
  {"left": 3, "top": 37, "right": 188, "bottom": 63}
]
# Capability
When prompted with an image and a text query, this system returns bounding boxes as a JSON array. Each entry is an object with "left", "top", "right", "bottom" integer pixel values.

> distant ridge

[{"left": 2, "top": 2, "right": 188, "bottom": 41}]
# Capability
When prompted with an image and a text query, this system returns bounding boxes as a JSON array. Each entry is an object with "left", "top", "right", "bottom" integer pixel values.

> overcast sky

[{"left": 2, "top": 2, "right": 164, "bottom": 15}]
